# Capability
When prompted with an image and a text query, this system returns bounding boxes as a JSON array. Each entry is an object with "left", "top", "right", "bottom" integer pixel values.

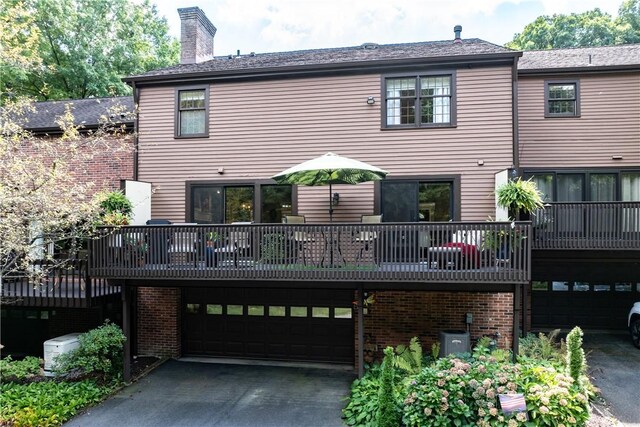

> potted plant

[
  {"left": 98, "top": 190, "right": 133, "bottom": 225},
  {"left": 486, "top": 178, "right": 544, "bottom": 260},
  {"left": 124, "top": 235, "right": 149, "bottom": 266},
  {"left": 495, "top": 177, "right": 544, "bottom": 221}
]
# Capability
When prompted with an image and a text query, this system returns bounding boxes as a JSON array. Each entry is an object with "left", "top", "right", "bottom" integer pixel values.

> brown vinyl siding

[
  {"left": 518, "top": 73, "right": 640, "bottom": 168},
  {"left": 137, "top": 67, "right": 514, "bottom": 223}
]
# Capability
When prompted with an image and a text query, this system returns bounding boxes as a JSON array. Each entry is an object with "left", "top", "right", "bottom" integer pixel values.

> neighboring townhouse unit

[
  {"left": 1, "top": 96, "right": 135, "bottom": 356},
  {"left": 517, "top": 45, "right": 640, "bottom": 331}
]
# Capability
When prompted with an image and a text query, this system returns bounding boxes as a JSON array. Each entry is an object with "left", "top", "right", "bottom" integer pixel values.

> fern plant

[
  {"left": 496, "top": 177, "right": 544, "bottom": 220},
  {"left": 393, "top": 337, "right": 422, "bottom": 375}
]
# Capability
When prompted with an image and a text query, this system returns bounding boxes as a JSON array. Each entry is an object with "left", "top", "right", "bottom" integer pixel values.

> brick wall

[
  {"left": 137, "top": 287, "right": 181, "bottom": 357},
  {"left": 72, "top": 138, "right": 134, "bottom": 192},
  {"left": 356, "top": 290, "right": 514, "bottom": 364}
]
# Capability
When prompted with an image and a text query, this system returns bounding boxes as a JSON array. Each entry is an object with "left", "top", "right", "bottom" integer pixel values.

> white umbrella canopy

[{"left": 271, "top": 152, "right": 388, "bottom": 222}]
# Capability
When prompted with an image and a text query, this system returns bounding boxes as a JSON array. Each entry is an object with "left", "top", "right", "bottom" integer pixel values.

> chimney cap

[{"left": 178, "top": 7, "right": 217, "bottom": 37}]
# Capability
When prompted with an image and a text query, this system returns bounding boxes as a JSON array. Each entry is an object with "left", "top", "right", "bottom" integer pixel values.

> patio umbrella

[{"left": 271, "top": 152, "right": 388, "bottom": 222}]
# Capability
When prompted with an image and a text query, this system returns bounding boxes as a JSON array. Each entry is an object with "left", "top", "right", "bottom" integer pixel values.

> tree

[
  {"left": 0, "top": 0, "right": 179, "bottom": 101},
  {"left": 0, "top": 97, "right": 133, "bottom": 286},
  {"left": 506, "top": 1, "right": 640, "bottom": 49}
]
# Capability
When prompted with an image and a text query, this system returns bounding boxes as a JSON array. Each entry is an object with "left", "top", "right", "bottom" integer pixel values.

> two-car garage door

[{"left": 183, "top": 288, "right": 354, "bottom": 364}]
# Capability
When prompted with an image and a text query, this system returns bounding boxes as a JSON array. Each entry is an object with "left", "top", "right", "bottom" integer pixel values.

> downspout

[
  {"left": 132, "top": 80, "right": 140, "bottom": 181},
  {"left": 511, "top": 55, "right": 521, "bottom": 176}
]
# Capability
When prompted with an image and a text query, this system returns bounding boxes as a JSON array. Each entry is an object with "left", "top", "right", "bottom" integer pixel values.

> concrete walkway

[
  {"left": 584, "top": 331, "right": 640, "bottom": 426},
  {"left": 65, "top": 360, "right": 355, "bottom": 427}
]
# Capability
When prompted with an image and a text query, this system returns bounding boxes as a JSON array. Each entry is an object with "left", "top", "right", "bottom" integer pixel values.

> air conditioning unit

[
  {"left": 438, "top": 330, "right": 470, "bottom": 357},
  {"left": 43, "top": 333, "right": 81, "bottom": 376}
]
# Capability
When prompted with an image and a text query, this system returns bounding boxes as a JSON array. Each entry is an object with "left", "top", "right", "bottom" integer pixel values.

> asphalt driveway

[
  {"left": 584, "top": 331, "right": 640, "bottom": 426},
  {"left": 65, "top": 360, "right": 355, "bottom": 427}
]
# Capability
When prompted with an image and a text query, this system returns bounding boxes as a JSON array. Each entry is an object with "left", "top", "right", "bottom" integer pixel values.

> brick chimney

[
  {"left": 454, "top": 25, "right": 462, "bottom": 43},
  {"left": 178, "top": 7, "right": 217, "bottom": 64}
]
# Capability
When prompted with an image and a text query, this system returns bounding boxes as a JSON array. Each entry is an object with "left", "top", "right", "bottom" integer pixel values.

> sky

[{"left": 148, "top": 0, "right": 622, "bottom": 56}]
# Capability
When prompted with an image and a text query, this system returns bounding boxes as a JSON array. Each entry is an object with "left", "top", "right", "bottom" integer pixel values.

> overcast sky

[{"left": 149, "top": 0, "right": 622, "bottom": 55}]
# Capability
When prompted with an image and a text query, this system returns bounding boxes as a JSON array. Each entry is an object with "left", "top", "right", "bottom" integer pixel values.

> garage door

[
  {"left": 183, "top": 288, "right": 354, "bottom": 363},
  {"left": 532, "top": 281, "right": 640, "bottom": 330}
]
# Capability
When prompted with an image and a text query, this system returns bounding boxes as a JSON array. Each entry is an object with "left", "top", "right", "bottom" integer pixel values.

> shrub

[
  {"left": 0, "top": 380, "right": 109, "bottom": 426},
  {"left": 518, "top": 364, "right": 589, "bottom": 426},
  {"left": 343, "top": 364, "right": 403, "bottom": 426},
  {"left": 518, "top": 329, "right": 566, "bottom": 365},
  {"left": 0, "top": 356, "right": 42, "bottom": 382},
  {"left": 53, "top": 321, "right": 126, "bottom": 382},
  {"left": 566, "top": 326, "right": 586, "bottom": 391},
  {"left": 401, "top": 355, "right": 591, "bottom": 427},
  {"left": 377, "top": 347, "right": 401, "bottom": 427}
]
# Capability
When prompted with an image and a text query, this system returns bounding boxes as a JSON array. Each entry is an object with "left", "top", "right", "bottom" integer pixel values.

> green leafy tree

[
  {"left": 507, "top": 1, "right": 640, "bottom": 49},
  {"left": 618, "top": 0, "right": 640, "bottom": 42},
  {"left": 1, "top": 0, "right": 179, "bottom": 101}
]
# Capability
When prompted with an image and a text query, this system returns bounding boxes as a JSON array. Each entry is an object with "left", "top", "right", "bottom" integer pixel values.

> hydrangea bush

[
  {"left": 344, "top": 333, "right": 592, "bottom": 427},
  {"left": 401, "top": 354, "right": 589, "bottom": 427}
]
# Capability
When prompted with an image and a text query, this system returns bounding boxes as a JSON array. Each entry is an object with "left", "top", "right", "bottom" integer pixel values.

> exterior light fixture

[
  {"left": 332, "top": 192, "right": 340, "bottom": 206},
  {"left": 367, "top": 96, "right": 375, "bottom": 105},
  {"left": 611, "top": 155, "right": 623, "bottom": 160}
]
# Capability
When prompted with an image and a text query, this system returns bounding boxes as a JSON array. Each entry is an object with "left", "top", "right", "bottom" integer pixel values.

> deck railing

[
  {"left": 532, "top": 201, "right": 640, "bottom": 250},
  {"left": 89, "top": 222, "right": 531, "bottom": 284},
  {"left": 1, "top": 259, "right": 120, "bottom": 307}
]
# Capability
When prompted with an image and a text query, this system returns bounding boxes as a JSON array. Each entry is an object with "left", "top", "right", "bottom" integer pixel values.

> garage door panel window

[
  {"left": 186, "top": 303, "right": 200, "bottom": 314},
  {"left": 312, "top": 307, "right": 330, "bottom": 318},
  {"left": 291, "top": 306, "right": 307, "bottom": 317},
  {"left": 248, "top": 305, "right": 265, "bottom": 316},
  {"left": 334, "top": 307, "right": 353, "bottom": 319},
  {"left": 268, "top": 306, "right": 286, "bottom": 317},
  {"left": 207, "top": 304, "right": 222, "bottom": 315},
  {"left": 227, "top": 305, "right": 243, "bottom": 315}
]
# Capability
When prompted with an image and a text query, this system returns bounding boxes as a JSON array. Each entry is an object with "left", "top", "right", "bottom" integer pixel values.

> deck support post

[
  {"left": 357, "top": 283, "right": 364, "bottom": 379},
  {"left": 122, "top": 283, "right": 132, "bottom": 383},
  {"left": 522, "top": 281, "right": 529, "bottom": 336},
  {"left": 512, "top": 283, "right": 521, "bottom": 360}
]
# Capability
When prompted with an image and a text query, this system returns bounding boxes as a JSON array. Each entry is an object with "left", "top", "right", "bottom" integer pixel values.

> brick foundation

[
  {"left": 356, "top": 290, "right": 514, "bottom": 365},
  {"left": 137, "top": 287, "right": 181, "bottom": 358}
]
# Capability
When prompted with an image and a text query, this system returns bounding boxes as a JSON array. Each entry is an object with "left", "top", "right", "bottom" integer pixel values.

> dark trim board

[
  {"left": 121, "top": 278, "right": 517, "bottom": 293},
  {"left": 532, "top": 250, "right": 640, "bottom": 282}
]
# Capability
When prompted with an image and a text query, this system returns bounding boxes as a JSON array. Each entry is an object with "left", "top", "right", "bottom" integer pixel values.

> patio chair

[
  {"left": 284, "top": 215, "right": 317, "bottom": 264},
  {"left": 355, "top": 214, "right": 382, "bottom": 264},
  {"left": 212, "top": 225, "right": 252, "bottom": 267},
  {"left": 168, "top": 230, "right": 198, "bottom": 266},
  {"left": 284, "top": 215, "right": 305, "bottom": 224}
]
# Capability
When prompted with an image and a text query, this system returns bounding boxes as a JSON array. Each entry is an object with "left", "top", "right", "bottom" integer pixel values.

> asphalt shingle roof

[
  {"left": 23, "top": 96, "right": 134, "bottom": 131},
  {"left": 128, "top": 38, "right": 517, "bottom": 80},
  {"left": 518, "top": 44, "right": 640, "bottom": 72}
]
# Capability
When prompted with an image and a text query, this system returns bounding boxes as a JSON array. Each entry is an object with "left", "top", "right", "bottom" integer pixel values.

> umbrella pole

[
  {"left": 329, "top": 183, "right": 333, "bottom": 223},
  {"left": 329, "top": 183, "right": 333, "bottom": 266}
]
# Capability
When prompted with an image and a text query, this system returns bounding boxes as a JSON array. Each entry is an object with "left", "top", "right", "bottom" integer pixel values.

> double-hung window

[
  {"left": 545, "top": 81, "right": 579, "bottom": 117},
  {"left": 176, "top": 86, "right": 209, "bottom": 137},
  {"left": 384, "top": 72, "right": 455, "bottom": 128}
]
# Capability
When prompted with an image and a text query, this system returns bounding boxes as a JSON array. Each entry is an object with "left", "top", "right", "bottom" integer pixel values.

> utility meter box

[
  {"left": 438, "top": 330, "right": 470, "bottom": 357},
  {"left": 43, "top": 333, "right": 81, "bottom": 376}
]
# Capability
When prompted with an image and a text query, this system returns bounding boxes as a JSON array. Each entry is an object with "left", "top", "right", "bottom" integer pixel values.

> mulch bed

[{"left": 130, "top": 356, "right": 163, "bottom": 380}]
